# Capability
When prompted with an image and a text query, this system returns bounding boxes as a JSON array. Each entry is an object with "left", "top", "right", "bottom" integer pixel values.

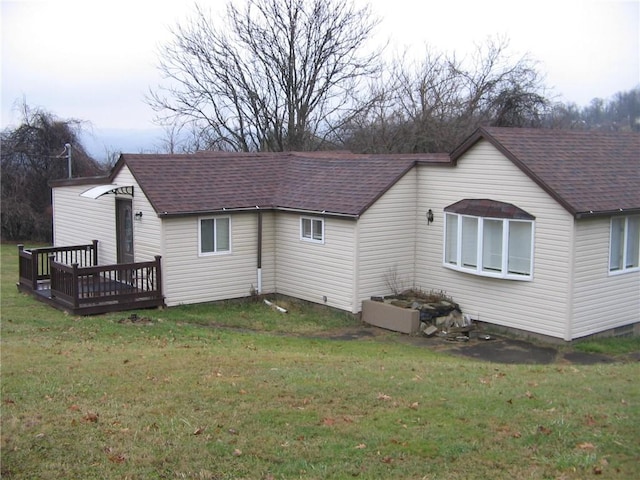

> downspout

[
  {"left": 257, "top": 208, "right": 262, "bottom": 294},
  {"left": 565, "top": 215, "right": 577, "bottom": 341}
]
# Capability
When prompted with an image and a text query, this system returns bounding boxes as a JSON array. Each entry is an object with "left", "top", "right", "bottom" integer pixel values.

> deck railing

[
  {"left": 18, "top": 241, "right": 98, "bottom": 290},
  {"left": 49, "top": 256, "right": 163, "bottom": 313},
  {"left": 18, "top": 242, "right": 164, "bottom": 315}
]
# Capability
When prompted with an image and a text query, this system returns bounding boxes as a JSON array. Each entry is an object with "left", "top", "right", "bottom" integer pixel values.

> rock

[
  {"left": 422, "top": 325, "right": 439, "bottom": 337},
  {"left": 390, "top": 299, "right": 412, "bottom": 308},
  {"left": 435, "top": 310, "right": 464, "bottom": 328}
]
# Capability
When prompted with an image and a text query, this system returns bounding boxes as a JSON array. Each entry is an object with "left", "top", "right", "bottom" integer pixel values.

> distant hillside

[{"left": 80, "top": 128, "right": 164, "bottom": 162}]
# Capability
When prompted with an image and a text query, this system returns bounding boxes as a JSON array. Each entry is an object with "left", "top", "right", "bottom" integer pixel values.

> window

[
  {"left": 444, "top": 209, "right": 534, "bottom": 280},
  {"left": 199, "top": 216, "right": 231, "bottom": 254},
  {"left": 609, "top": 215, "right": 640, "bottom": 274},
  {"left": 301, "top": 217, "right": 324, "bottom": 243}
]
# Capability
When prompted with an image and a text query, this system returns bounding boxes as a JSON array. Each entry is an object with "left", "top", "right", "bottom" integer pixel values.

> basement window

[
  {"left": 301, "top": 217, "right": 324, "bottom": 244},
  {"left": 444, "top": 200, "right": 535, "bottom": 280},
  {"left": 609, "top": 215, "right": 640, "bottom": 274}
]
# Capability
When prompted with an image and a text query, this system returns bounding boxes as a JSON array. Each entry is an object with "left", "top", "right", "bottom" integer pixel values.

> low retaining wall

[{"left": 362, "top": 299, "right": 420, "bottom": 334}]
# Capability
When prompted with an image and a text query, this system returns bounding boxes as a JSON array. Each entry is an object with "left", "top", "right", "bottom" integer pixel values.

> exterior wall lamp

[
  {"left": 134, "top": 211, "right": 143, "bottom": 220},
  {"left": 426, "top": 209, "right": 434, "bottom": 224}
]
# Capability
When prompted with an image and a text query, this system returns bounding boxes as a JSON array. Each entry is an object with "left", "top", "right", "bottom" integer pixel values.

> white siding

[
  {"left": 274, "top": 213, "right": 357, "bottom": 312},
  {"left": 52, "top": 184, "right": 118, "bottom": 264},
  {"left": 357, "top": 168, "right": 418, "bottom": 304},
  {"left": 52, "top": 166, "right": 162, "bottom": 266},
  {"left": 572, "top": 217, "right": 640, "bottom": 338},
  {"left": 415, "top": 140, "right": 574, "bottom": 340},
  {"left": 259, "top": 211, "right": 277, "bottom": 294},
  {"left": 162, "top": 212, "right": 262, "bottom": 306}
]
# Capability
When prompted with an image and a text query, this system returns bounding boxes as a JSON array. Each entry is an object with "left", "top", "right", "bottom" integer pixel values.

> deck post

[
  {"left": 48, "top": 254, "right": 55, "bottom": 298},
  {"left": 154, "top": 256, "right": 162, "bottom": 300},
  {"left": 17, "top": 245, "right": 26, "bottom": 289},
  {"left": 30, "top": 247, "right": 39, "bottom": 291},
  {"left": 72, "top": 263, "right": 79, "bottom": 309},
  {"left": 91, "top": 240, "right": 98, "bottom": 266}
]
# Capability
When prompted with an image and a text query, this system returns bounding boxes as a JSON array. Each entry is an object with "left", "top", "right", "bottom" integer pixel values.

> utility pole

[
  {"left": 51, "top": 144, "right": 73, "bottom": 179},
  {"left": 65, "top": 143, "right": 71, "bottom": 178}
]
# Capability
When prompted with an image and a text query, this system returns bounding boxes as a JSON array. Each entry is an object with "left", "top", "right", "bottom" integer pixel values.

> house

[
  {"left": 415, "top": 127, "right": 639, "bottom": 341},
  {"left": 45, "top": 127, "right": 639, "bottom": 341}
]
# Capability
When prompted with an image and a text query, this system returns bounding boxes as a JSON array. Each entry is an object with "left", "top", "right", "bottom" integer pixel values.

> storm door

[{"left": 116, "top": 198, "right": 134, "bottom": 265}]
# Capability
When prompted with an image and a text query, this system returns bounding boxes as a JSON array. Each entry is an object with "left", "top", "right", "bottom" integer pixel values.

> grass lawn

[{"left": 1, "top": 244, "right": 639, "bottom": 479}]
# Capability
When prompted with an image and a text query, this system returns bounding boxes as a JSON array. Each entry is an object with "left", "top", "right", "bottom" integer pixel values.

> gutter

[
  {"left": 274, "top": 207, "right": 359, "bottom": 219},
  {"left": 157, "top": 206, "right": 360, "bottom": 219},
  {"left": 575, "top": 207, "right": 640, "bottom": 219}
]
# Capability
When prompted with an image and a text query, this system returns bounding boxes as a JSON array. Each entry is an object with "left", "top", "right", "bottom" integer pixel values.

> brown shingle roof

[
  {"left": 445, "top": 199, "right": 536, "bottom": 220},
  {"left": 119, "top": 151, "right": 449, "bottom": 217},
  {"left": 94, "top": 128, "right": 637, "bottom": 219},
  {"left": 453, "top": 127, "right": 640, "bottom": 217}
]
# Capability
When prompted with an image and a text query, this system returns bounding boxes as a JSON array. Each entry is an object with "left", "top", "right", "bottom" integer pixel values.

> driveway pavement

[
  {"left": 443, "top": 336, "right": 617, "bottom": 365},
  {"left": 323, "top": 326, "right": 633, "bottom": 365}
]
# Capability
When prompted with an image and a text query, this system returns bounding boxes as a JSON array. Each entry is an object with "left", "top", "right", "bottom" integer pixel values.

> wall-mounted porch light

[
  {"left": 134, "top": 211, "right": 143, "bottom": 220},
  {"left": 426, "top": 209, "right": 434, "bottom": 224}
]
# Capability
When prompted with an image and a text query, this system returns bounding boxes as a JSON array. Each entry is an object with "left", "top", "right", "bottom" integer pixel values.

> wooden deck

[{"left": 17, "top": 242, "right": 164, "bottom": 315}]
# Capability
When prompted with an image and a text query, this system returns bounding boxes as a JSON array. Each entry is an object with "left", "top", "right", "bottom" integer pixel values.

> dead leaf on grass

[
  {"left": 537, "top": 425, "right": 552, "bottom": 435},
  {"left": 83, "top": 412, "right": 99, "bottom": 423},
  {"left": 104, "top": 447, "right": 126, "bottom": 463},
  {"left": 577, "top": 442, "right": 596, "bottom": 451},
  {"left": 108, "top": 453, "right": 126, "bottom": 464},
  {"left": 355, "top": 443, "right": 366, "bottom": 449},
  {"left": 390, "top": 439, "right": 408, "bottom": 446},
  {"left": 377, "top": 393, "right": 392, "bottom": 401},
  {"left": 193, "top": 426, "right": 206, "bottom": 435},
  {"left": 232, "top": 448, "right": 242, "bottom": 456}
]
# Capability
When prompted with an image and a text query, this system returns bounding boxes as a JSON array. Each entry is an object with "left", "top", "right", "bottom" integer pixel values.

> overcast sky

[{"left": 2, "top": 0, "right": 639, "bottom": 143}]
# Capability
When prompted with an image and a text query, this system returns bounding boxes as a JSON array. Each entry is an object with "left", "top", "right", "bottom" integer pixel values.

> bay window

[{"left": 444, "top": 199, "right": 535, "bottom": 280}]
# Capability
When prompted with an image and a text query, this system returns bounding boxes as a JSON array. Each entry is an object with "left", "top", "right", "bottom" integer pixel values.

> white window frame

[
  {"left": 300, "top": 216, "right": 324, "bottom": 244},
  {"left": 443, "top": 213, "right": 534, "bottom": 281},
  {"left": 609, "top": 215, "right": 640, "bottom": 275},
  {"left": 198, "top": 216, "right": 232, "bottom": 256}
]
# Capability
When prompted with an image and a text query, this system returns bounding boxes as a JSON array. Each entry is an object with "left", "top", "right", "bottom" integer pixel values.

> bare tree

[
  {"left": 543, "top": 86, "right": 640, "bottom": 131},
  {"left": 1, "top": 102, "right": 103, "bottom": 241},
  {"left": 148, "top": 0, "right": 382, "bottom": 152},
  {"left": 340, "top": 37, "right": 550, "bottom": 153}
]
